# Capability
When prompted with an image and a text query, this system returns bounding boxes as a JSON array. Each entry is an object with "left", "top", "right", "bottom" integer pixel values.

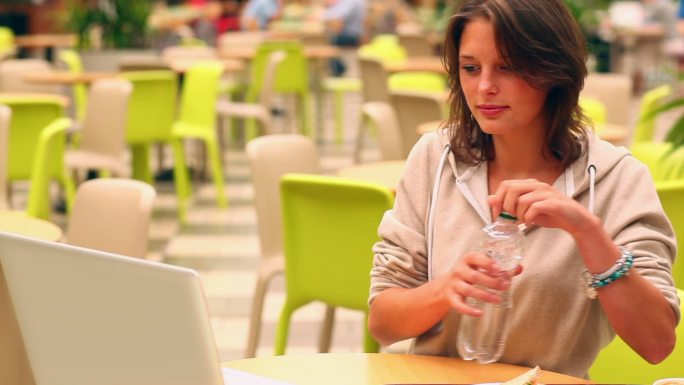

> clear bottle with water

[{"left": 456, "top": 212, "right": 523, "bottom": 364}]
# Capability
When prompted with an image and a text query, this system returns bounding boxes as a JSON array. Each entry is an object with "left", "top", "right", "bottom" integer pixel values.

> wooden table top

[
  {"left": 219, "top": 44, "right": 341, "bottom": 61},
  {"left": 23, "top": 71, "right": 118, "bottom": 85},
  {"left": 384, "top": 56, "right": 446, "bottom": 74},
  {"left": 222, "top": 353, "right": 590, "bottom": 385},
  {"left": 166, "top": 58, "right": 245, "bottom": 73},
  {"left": 14, "top": 34, "right": 76, "bottom": 48},
  {"left": 0, "top": 211, "right": 62, "bottom": 242},
  {"left": 337, "top": 160, "right": 406, "bottom": 193}
]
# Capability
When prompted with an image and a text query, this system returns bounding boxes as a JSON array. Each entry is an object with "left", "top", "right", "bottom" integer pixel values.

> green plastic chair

[
  {"left": 579, "top": 96, "right": 607, "bottom": 126},
  {"left": 0, "top": 105, "right": 9, "bottom": 210},
  {"left": 26, "top": 117, "right": 76, "bottom": 219},
  {"left": 321, "top": 77, "right": 362, "bottom": 145},
  {"left": 388, "top": 71, "right": 446, "bottom": 93},
  {"left": 275, "top": 173, "right": 394, "bottom": 355},
  {"left": 359, "top": 35, "right": 408, "bottom": 65},
  {"left": 121, "top": 70, "right": 178, "bottom": 184},
  {"left": 171, "top": 61, "right": 225, "bottom": 223},
  {"left": 633, "top": 84, "right": 672, "bottom": 143},
  {"left": 589, "top": 289, "right": 684, "bottom": 383},
  {"left": 244, "top": 41, "right": 312, "bottom": 139},
  {"left": 57, "top": 49, "right": 87, "bottom": 122},
  {"left": 0, "top": 26, "right": 15, "bottom": 60},
  {"left": 0, "top": 95, "right": 73, "bottom": 220},
  {"left": 630, "top": 141, "right": 684, "bottom": 287}
]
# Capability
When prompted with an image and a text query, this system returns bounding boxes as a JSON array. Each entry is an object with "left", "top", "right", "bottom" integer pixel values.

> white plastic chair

[
  {"left": 361, "top": 101, "right": 403, "bottom": 161},
  {"left": 64, "top": 78, "right": 133, "bottom": 180},
  {"left": 0, "top": 104, "right": 9, "bottom": 210},
  {"left": 390, "top": 90, "right": 446, "bottom": 158},
  {"left": 245, "top": 134, "right": 338, "bottom": 357},
  {"left": 216, "top": 50, "right": 287, "bottom": 137},
  {"left": 66, "top": 178, "right": 156, "bottom": 258},
  {"left": 0, "top": 58, "right": 60, "bottom": 94},
  {"left": 581, "top": 73, "right": 632, "bottom": 126}
]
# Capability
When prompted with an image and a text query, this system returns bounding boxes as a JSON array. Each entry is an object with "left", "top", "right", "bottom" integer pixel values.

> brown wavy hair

[{"left": 443, "top": 0, "right": 591, "bottom": 167}]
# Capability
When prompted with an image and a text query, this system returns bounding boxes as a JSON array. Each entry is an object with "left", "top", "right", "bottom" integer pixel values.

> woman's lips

[{"left": 477, "top": 105, "right": 508, "bottom": 117}]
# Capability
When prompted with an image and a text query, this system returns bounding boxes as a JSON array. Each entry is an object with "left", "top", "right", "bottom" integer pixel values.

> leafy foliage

[{"left": 65, "top": 0, "right": 151, "bottom": 49}]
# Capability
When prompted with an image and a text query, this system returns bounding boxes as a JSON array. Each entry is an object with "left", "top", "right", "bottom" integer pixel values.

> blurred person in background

[
  {"left": 324, "top": 0, "right": 365, "bottom": 76},
  {"left": 242, "top": 0, "right": 283, "bottom": 30}
]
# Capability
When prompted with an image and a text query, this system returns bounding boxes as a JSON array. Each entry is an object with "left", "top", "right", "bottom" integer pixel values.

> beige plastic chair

[
  {"left": 0, "top": 104, "right": 9, "bottom": 210},
  {"left": 0, "top": 58, "right": 60, "bottom": 94},
  {"left": 361, "top": 101, "right": 403, "bottom": 161},
  {"left": 398, "top": 34, "right": 435, "bottom": 57},
  {"left": 359, "top": 57, "right": 391, "bottom": 103},
  {"left": 66, "top": 178, "right": 156, "bottom": 258},
  {"left": 245, "top": 134, "right": 338, "bottom": 358},
  {"left": 581, "top": 73, "right": 632, "bottom": 127},
  {"left": 390, "top": 90, "right": 446, "bottom": 158},
  {"left": 216, "top": 50, "right": 287, "bottom": 138},
  {"left": 65, "top": 78, "right": 133, "bottom": 180}
]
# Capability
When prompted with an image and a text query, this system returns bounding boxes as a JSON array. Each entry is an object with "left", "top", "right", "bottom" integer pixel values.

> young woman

[{"left": 368, "top": 0, "right": 679, "bottom": 378}]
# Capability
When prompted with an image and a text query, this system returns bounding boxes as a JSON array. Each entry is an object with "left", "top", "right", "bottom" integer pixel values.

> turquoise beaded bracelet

[{"left": 582, "top": 247, "right": 634, "bottom": 299}]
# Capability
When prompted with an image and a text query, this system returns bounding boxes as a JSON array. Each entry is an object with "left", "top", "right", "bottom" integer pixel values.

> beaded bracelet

[{"left": 582, "top": 247, "right": 634, "bottom": 299}]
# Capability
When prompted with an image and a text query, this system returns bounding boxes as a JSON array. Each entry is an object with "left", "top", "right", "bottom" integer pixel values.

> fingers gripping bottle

[{"left": 456, "top": 212, "right": 523, "bottom": 364}]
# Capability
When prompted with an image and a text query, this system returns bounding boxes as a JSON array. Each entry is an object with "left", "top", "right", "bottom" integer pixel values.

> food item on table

[{"left": 501, "top": 365, "right": 540, "bottom": 385}]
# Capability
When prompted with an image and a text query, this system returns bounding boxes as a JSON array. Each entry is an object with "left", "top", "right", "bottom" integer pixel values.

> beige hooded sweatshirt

[{"left": 370, "top": 130, "right": 680, "bottom": 378}]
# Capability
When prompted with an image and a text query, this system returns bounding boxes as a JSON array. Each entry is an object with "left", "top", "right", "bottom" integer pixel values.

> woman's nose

[{"left": 478, "top": 71, "right": 498, "bottom": 94}]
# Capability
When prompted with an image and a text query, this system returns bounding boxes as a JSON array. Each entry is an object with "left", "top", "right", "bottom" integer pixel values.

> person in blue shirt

[
  {"left": 242, "top": 0, "right": 282, "bottom": 30},
  {"left": 324, "top": 0, "right": 366, "bottom": 76}
]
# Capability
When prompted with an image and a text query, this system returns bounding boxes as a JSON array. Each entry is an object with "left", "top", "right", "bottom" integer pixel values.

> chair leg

[
  {"left": 318, "top": 305, "right": 335, "bottom": 353},
  {"left": 274, "top": 303, "right": 295, "bottom": 356},
  {"left": 301, "top": 91, "right": 313, "bottom": 138},
  {"left": 353, "top": 115, "right": 367, "bottom": 164},
  {"left": 171, "top": 138, "right": 192, "bottom": 223},
  {"left": 245, "top": 272, "right": 274, "bottom": 358},
  {"left": 205, "top": 139, "right": 227, "bottom": 208},
  {"left": 333, "top": 90, "right": 344, "bottom": 145},
  {"left": 60, "top": 168, "right": 76, "bottom": 214},
  {"left": 131, "top": 144, "right": 153, "bottom": 184}
]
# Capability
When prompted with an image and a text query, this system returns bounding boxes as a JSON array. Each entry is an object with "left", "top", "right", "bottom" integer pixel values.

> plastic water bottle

[{"left": 456, "top": 212, "right": 523, "bottom": 364}]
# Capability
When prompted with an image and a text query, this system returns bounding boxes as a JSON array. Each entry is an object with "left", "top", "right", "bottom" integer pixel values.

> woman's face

[{"left": 459, "top": 18, "right": 547, "bottom": 139}]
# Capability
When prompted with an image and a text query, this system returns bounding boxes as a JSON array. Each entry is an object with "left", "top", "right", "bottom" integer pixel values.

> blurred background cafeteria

[{"left": 1, "top": 0, "right": 684, "bottom": 384}]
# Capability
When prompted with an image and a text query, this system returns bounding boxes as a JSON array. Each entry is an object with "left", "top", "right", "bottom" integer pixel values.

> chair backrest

[
  {"left": 589, "top": 289, "right": 684, "bottom": 383},
  {"left": 118, "top": 55, "right": 172, "bottom": 71},
  {"left": 246, "top": 134, "right": 320, "bottom": 259},
  {"left": 177, "top": 61, "right": 223, "bottom": 130},
  {"left": 280, "top": 173, "right": 394, "bottom": 310},
  {"left": 362, "top": 101, "right": 403, "bottom": 161},
  {"left": 249, "top": 40, "right": 309, "bottom": 96},
  {"left": 581, "top": 73, "right": 632, "bottom": 126},
  {"left": 0, "top": 94, "right": 66, "bottom": 182},
  {"left": 388, "top": 71, "right": 447, "bottom": 93},
  {"left": 579, "top": 96, "right": 607, "bottom": 126},
  {"left": 79, "top": 78, "right": 133, "bottom": 159},
  {"left": 398, "top": 34, "right": 434, "bottom": 57},
  {"left": 121, "top": 70, "right": 178, "bottom": 143},
  {"left": 257, "top": 50, "right": 287, "bottom": 108},
  {"left": 0, "top": 26, "right": 15, "bottom": 59},
  {"left": 0, "top": 59, "right": 59, "bottom": 94},
  {"left": 630, "top": 141, "right": 684, "bottom": 286},
  {"left": 66, "top": 178, "right": 157, "bottom": 258},
  {"left": 57, "top": 49, "right": 87, "bottom": 121},
  {"left": 359, "top": 34, "right": 407, "bottom": 65},
  {"left": 0, "top": 104, "right": 9, "bottom": 210},
  {"left": 633, "top": 84, "right": 672, "bottom": 142},
  {"left": 391, "top": 90, "right": 446, "bottom": 158},
  {"left": 359, "top": 57, "right": 390, "bottom": 103}
]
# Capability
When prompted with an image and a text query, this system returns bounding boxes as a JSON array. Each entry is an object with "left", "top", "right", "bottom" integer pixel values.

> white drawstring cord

[
  {"left": 427, "top": 145, "right": 452, "bottom": 281},
  {"left": 587, "top": 164, "right": 596, "bottom": 214}
]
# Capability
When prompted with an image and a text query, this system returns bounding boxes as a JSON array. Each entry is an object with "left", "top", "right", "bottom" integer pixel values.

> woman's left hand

[{"left": 487, "top": 179, "right": 592, "bottom": 236}]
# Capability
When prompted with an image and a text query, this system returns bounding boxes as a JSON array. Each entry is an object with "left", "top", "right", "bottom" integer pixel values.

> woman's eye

[
  {"left": 499, "top": 65, "right": 511, "bottom": 72},
  {"left": 461, "top": 65, "right": 478, "bottom": 73}
]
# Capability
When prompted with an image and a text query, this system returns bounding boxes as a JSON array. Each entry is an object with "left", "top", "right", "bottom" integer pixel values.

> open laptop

[{"left": 0, "top": 231, "right": 224, "bottom": 385}]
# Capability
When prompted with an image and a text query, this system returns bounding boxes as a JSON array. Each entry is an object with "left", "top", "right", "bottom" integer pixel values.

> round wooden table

[
  {"left": 0, "top": 211, "right": 63, "bottom": 385},
  {"left": 222, "top": 353, "right": 590, "bottom": 385},
  {"left": 23, "top": 71, "right": 118, "bottom": 85},
  {"left": 337, "top": 160, "right": 406, "bottom": 193}
]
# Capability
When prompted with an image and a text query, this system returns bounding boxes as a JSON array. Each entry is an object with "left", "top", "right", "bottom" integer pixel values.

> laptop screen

[{"left": 0, "top": 231, "right": 224, "bottom": 385}]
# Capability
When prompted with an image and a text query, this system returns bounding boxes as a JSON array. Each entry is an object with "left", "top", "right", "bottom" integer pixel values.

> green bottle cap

[{"left": 499, "top": 212, "right": 517, "bottom": 221}]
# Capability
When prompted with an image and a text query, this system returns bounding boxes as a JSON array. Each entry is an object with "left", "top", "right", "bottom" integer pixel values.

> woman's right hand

[{"left": 441, "top": 251, "right": 522, "bottom": 316}]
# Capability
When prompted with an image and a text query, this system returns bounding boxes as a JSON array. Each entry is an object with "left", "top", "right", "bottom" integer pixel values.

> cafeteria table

[
  {"left": 222, "top": 352, "right": 591, "bottom": 385},
  {"left": 336, "top": 160, "right": 406, "bottom": 194}
]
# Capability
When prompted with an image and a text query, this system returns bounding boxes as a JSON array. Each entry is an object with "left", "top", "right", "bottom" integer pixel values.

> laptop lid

[{"left": 0, "top": 231, "right": 224, "bottom": 385}]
